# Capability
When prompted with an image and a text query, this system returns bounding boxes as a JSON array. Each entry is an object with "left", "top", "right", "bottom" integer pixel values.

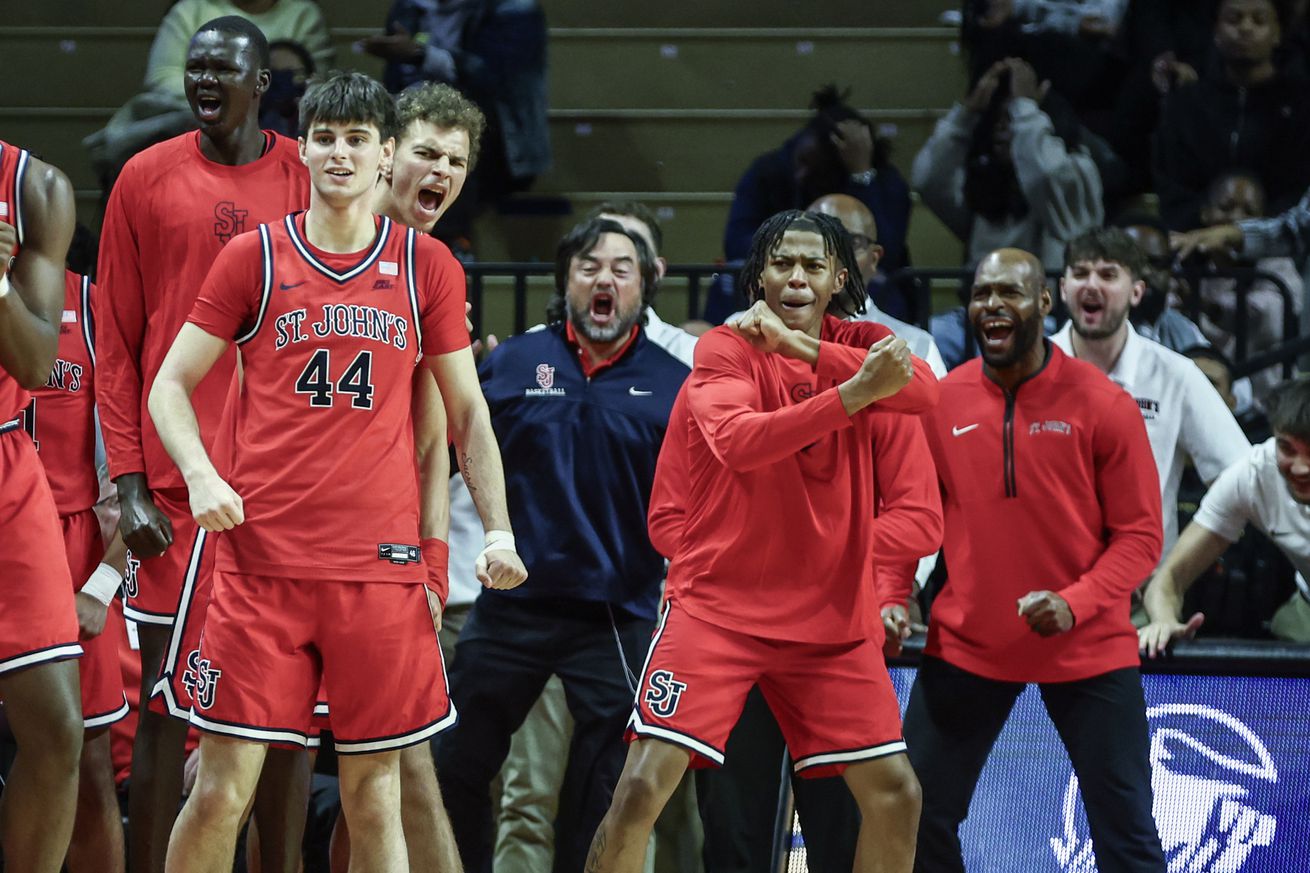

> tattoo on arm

[{"left": 460, "top": 451, "right": 478, "bottom": 495}]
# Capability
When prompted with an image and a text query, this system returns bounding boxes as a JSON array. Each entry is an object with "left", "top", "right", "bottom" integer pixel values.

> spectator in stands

[
  {"left": 1152, "top": 0, "right": 1310, "bottom": 230},
  {"left": 1099, "top": 0, "right": 1216, "bottom": 198},
  {"left": 1139, "top": 377, "right": 1310, "bottom": 652},
  {"left": 84, "top": 0, "right": 332, "bottom": 186},
  {"left": 912, "top": 57, "right": 1103, "bottom": 271},
  {"left": 1184, "top": 345, "right": 1271, "bottom": 440},
  {"left": 1114, "top": 214, "right": 1211, "bottom": 353},
  {"left": 1050, "top": 227, "right": 1250, "bottom": 561},
  {"left": 364, "top": 0, "right": 551, "bottom": 247},
  {"left": 961, "top": 0, "right": 1128, "bottom": 123},
  {"left": 257, "top": 39, "right": 314, "bottom": 138},
  {"left": 1189, "top": 171, "right": 1304, "bottom": 404},
  {"left": 810, "top": 194, "right": 948, "bottom": 374},
  {"left": 721, "top": 85, "right": 911, "bottom": 317}
]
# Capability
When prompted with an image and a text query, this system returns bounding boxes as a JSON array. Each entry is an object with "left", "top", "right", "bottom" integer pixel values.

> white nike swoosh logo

[
  {"left": 952, "top": 424, "right": 979, "bottom": 437},
  {"left": 629, "top": 387, "right": 653, "bottom": 396}
]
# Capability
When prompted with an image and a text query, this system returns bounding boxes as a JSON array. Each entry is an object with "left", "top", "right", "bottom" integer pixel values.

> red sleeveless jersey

[
  {"left": 28, "top": 271, "right": 99, "bottom": 515},
  {"left": 188, "top": 212, "right": 469, "bottom": 581},
  {"left": 0, "top": 140, "right": 33, "bottom": 422},
  {"left": 96, "top": 131, "right": 309, "bottom": 489}
]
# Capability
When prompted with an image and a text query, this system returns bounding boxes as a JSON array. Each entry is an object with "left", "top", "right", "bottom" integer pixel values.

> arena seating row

[{"left": 3, "top": 1, "right": 968, "bottom": 269}]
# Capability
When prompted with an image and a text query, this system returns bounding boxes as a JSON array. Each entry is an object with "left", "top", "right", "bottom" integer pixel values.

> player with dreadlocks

[{"left": 583, "top": 209, "right": 943, "bottom": 873}]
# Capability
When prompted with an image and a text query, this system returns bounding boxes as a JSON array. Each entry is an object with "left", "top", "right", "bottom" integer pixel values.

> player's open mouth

[
  {"left": 780, "top": 295, "right": 813, "bottom": 311},
  {"left": 417, "top": 188, "right": 445, "bottom": 215},
  {"left": 590, "top": 292, "right": 615, "bottom": 325},
  {"left": 980, "top": 318, "right": 1014, "bottom": 348},
  {"left": 196, "top": 95, "right": 222, "bottom": 121},
  {"left": 327, "top": 168, "right": 353, "bottom": 180}
]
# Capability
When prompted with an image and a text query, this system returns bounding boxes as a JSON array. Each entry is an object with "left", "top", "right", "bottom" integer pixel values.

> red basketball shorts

[
  {"left": 188, "top": 571, "right": 455, "bottom": 753},
  {"left": 123, "top": 486, "right": 196, "bottom": 626},
  {"left": 0, "top": 426, "right": 81, "bottom": 675},
  {"left": 149, "top": 527, "right": 215, "bottom": 720},
  {"left": 150, "top": 531, "right": 327, "bottom": 748},
  {"left": 627, "top": 601, "right": 906, "bottom": 778},
  {"left": 61, "top": 508, "right": 128, "bottom": 728}
]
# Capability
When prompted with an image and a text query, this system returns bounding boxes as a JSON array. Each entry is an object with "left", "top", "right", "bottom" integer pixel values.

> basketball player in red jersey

[
  {"left": 28, "top": 267, "right": 132, "bottom": 873},
  {"left": 0, "top": 141, "right": 82, "bottom": 871},
  {"left": 360, "top": 81, "right": 486, "bottom": 872},
  {"left": 150, "top": 71, "right": 523, "bottom": 873},
  {"left": 94, "top": 17, "right": 311, "bottom": 873}
]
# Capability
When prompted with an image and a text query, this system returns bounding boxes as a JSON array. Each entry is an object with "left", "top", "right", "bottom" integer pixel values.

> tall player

[
  {"left": 150, "top": 71, "right": 522, "bottom": 873},
  {"left": 28, "top": 266, "right": 132, "bottom": 873},
  {"left": 94, "top": 17, "right": 311, "bottom": 873},
  {"left": 0, "top": 141, "right": 82, "bottom": 871}
]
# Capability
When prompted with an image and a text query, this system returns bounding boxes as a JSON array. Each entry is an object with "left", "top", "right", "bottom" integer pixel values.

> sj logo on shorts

[
  {"left": 122, "top": 553, "right": 142, "bottom": 599},
  {"left": 644, "top": 670, "right": 688, "bottom": 718},
  {"left": 182, "top": 649, "right": 223, "bottom": 710}
]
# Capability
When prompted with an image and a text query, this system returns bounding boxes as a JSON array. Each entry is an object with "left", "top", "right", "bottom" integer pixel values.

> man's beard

[
  {"left": 1070, "top": 302, "right": 1130, "bottom": 341},
  {"left": 567, "top": 298, "right": 642, "bottom": 344},
  {"left": 975, "top": 313, "right": 1043, "bottom": 369}
]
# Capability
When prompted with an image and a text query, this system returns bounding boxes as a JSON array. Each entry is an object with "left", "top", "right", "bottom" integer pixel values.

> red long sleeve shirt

[
  {"left": 918, "top": 345, "right": 1162, "bottom": 682},
  {"left": 649, "top": 316, "right": 942, "bottom": 644},
  {"left": 96, "top": 131, "right": 308, "bottom": 489}
]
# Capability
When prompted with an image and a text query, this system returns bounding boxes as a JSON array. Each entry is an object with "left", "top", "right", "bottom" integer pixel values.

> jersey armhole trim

[
  {"left": 13, "top": 148, "right": 29, "bottom": 247},
  {"left": 236, "top": 225, "right": 274, "bottom": 346},
  {"left": 405, "top": 228, "right": 422, "bottom": 354},
  {"left": 81, "top": 275, "right": 96, "bottom": 367}
]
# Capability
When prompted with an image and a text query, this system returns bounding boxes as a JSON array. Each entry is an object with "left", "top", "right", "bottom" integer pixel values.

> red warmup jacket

[
  {"left": 96, "top": 131, "right": 308, "bottom": 489},
  {"left": 648, "top": 316, "right": 943, "bottom": 645},
  {"left": 908, "top": 344, "right": 1162, "bottom": 683}
]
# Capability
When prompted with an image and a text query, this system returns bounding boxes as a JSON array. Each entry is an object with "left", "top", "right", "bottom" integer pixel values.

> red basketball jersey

[
  {"left": 28, "top": 271, "right": 99, "bottom": 516},
  {"left": 188, "top": 212, "right": 469, "bottom": 582},
  {"left": 0, "top": 139, "right": 32, "bottom": 422},
  {"left": 96, "top": 131, "right": 309, "bottom": 490}
]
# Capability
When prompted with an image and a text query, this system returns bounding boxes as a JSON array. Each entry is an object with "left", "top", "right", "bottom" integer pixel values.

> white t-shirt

[
  {"left": 852, "top": 302, "right": 949, "bottom": 377},
  {"left": 1192, "top": 439, "right": 1310, "bottom": 598},
  {"left": 1051, "top": 323, "right": 1250, "bottom": 554}
]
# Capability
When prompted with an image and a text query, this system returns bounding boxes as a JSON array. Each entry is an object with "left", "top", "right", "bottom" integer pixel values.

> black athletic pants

[
  {"left": 434, "top": 593, "right": 654, "bottom": 873},
  {"left": 903, "top": 656, "right": 1165, "bottom": 873}
]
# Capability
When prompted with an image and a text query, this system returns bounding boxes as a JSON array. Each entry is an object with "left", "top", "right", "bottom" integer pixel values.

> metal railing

[
  {"left": 464, "top": 262, "right": 734, "bottom": 337},
  {"left": 464, "top": 262, "right": 1303, "bottom": 375}
]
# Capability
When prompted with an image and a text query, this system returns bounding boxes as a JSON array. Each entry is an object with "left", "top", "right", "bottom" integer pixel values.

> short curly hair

[{"left": 395, "top": 83, "right": 487, "bottom": 171}]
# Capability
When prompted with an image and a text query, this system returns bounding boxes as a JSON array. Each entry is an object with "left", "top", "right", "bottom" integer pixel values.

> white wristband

[
  {"left": 479, "top": 530, "right": 516, "bottom": 558},
  {"left": 80, "top": 563, "right": 123, "bottom": 606},
  {"left": 0, "top": 273, "right": 11, "bottom": 300}
]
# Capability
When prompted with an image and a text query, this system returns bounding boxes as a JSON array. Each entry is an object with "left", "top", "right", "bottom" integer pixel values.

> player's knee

[
  {"left": 33, "top": 711, "right": 84, "bottom": 778},
  {"left": 188, "top": 773, "right": 254, "bottom": 827},
  {"left": 849, "top": 754, "right": 921, "bottom": 814},
  {"left": 609, "top": 766, "right": 674, "bottom": 826},
  {"left": 340, "top": 760, "right": 402, "bottom": 824}
]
